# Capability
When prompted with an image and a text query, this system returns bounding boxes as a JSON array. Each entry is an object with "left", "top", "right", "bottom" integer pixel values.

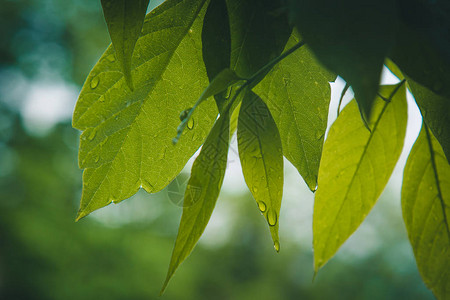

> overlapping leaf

[
  {"left": 100, "top": 0, "right": 150, "bottom": 89},
  {"left": 73, "top": 0, "right": 217, "bottom": 220},
  {"left": 288, "top": 0, "right": 396, "bottom": 120},
  {"left": 162, "top": 112, "right": 230, "bottom": 292},
  {"left": 313, "top": 84, "right": 407, "bottom": 271},
  {"left": 402, "top": 125, "right": 450, "bottom": 299},
  {"left": 237, "top": 90, "right": 283, "bottom": 251},
  {"left": 254, "top": 31, "right": 335, "bottom": 191}
]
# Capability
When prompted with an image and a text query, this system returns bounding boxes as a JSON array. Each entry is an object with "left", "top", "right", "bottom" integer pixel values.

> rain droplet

[
  {"left": 106, "top": 54, "right": 116, "bottom": 62},
  {"left": 257, "top": 201, "right": 266, "bottom": 212},
  {"left": 252, "top": 186, "right": 258, "bottom": 193},
  {"left": 179, "top": 108, "right": 191, "bottom": 121},
  {"left": 187, "top": 118, "right": 194, "bottom": 130},
  {"left": 90, "top": 76, "right": 100, "bottom": 89},
  {"left": 274, "top": 241, "right": 280, "bottom": 252},
  {"left": 87, "top": 130, "right": 96, "bottom": 141},
  {"left": 267, "top": 210, "right": 277, "bottom": 226}
]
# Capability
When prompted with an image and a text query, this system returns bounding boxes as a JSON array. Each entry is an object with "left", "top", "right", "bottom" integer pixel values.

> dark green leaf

[
  {"left": 100, "top": 0, "right": 150, "bottom": 89},
  {"left": 227, "top": 0, "right": 291, "bottom": 78},
  {"left": 402, "top": 125, "right": 450, "bottom": 299},
  {"left": 254, "top": 31, "right": 335, "bottom": 191},
  {"left": 408, "top": 80, "right": 450, "bottom": 163},
  {"left": 288, "top": 0, "right": 396, "bottom": 120},
  {"left": 202, "top": 0, "right": 231, "bottom": 110},
  {"left": 73, "top": 0, "right": 215, "bottom": 220},
  {"left": 313, "top": 84, "right": 407, "bottom": 271},
  {"left": 237, "top": 90, "right": 283, "bottom": 251},
  {"left": 162, "top": 111, "right": 230, "bottom": 293}
]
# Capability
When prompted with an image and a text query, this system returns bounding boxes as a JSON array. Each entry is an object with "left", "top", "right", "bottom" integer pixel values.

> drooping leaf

[
  {"left": 174, "top": 68, "right": 242, "bottom": 143},
  {"left": 288, "top": 0, "right": 396, "bottom": 120},
  {"left": 313, "top": 83, "right": 408, "bottom": 271},
  {"left": 254, "top": 31, "right": 335, "bottom": 191},
  {"left": 227, "top": 0, "right": 292, "bottom": 79},
  {"left": 73, "top": 0, "right": 216, "bottom": 220},
  {"left": 409, "top": 80, "right": 450, "bottom": 164},
  {"left": 100, "top": 0, "right": 150, "bottom": 89},
  {"left": 162, "top": 111, "right": 230, "bottom": 293},
  {"left": 402, "top": 125, "right": 450, "bottom": 299},
  {"left": 201, "top": 0, "right": 231, "bottom": 110},
  {"left": 237, "top": 90, "right": 283, "bottom": 251},
  {"left": 385, "top": 60, "right": 450, "bottom": 163}
]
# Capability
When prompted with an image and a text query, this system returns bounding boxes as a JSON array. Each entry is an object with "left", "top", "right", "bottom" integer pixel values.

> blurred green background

[{"left": 0, "top": 0, "right": 435, "bottom": 299}]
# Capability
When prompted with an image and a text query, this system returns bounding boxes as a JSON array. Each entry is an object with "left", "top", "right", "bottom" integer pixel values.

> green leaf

[
  {"left": 237, "top": 90, "right": 283, "bottom": 251},
  {"left": 254, "top": 31, "right": 335, "bottom": 191},
  {"left": 288, "top": 0, "right": 396, "bottom": 120},
  {"left": 201, "top": 0, "right": 231, "bottom": 110},
  {"left": 402, "top": 125, "right": 450, "bottom": 299},
  {"left": 408, "top": 80, "right": 450, "bottom": 164},
  {"left": 162, "top": 111, "right": 230, "bottom": 293},
  {"left": 313, "top": 83, "right": 408, "bottom": 271},
  {"left": 227, "top": 0, "right": 291, "bottom": 79},
  {"left": 73, "top": 0, "right": 216, "bottom": 220},
  {"left": 385, "top": 60, "right": 450, "bottom": 163},
  {"left": 174, "top": 68, "right": 242, "bottom": 143},
  {"left": 100, "top": 0, "right": 150, "bottom": 89}
]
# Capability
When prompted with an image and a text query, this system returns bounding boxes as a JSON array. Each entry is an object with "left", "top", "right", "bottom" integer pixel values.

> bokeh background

[{"left": 0, "top": 0, "right": 436, "bottom": 299}]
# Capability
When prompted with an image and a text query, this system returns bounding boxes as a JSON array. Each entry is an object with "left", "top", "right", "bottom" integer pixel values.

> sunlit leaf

[
  {"left": 73, "top": 0, "right": 216, "bottom": 220},
  {"left": 237, "top": 90, "right": 283, "bottom": 251},
  {"left": 288, "top": 0, "right": 396, "bottom": 120},
  {"left": 162, "top": 112, "right": 230, "bottom": 293},
  {"left": 100, "top": 0, "right": 150, "bottom": 89},
  {"left": 254, "top": 31, "right": 335, "bottom": 191},
  {"left": 402, "top": 125, "right": 450, "bottom": 299},
  {"left": 313, "top": 83, "right": 408, "bottom": 271}
]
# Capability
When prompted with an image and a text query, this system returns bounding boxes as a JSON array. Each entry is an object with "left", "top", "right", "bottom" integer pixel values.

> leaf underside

[
  {"left": 237, "top": 90, "right": 283, "bottom": 250},
  {"left": 254, "top": 31, "right": 335, "bottom": 191},
  {"left": 313, "top": 84, "right": 408, "bottom": 271},
  {"left": 73, "top": 0, "right": 217, "bottom": 220},
  {"left": 402, "top": 125, "right": 450, "bottom": 299}
]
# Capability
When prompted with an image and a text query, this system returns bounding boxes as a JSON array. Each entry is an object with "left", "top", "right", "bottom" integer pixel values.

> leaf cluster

[{"left": 73, "top": 0, "right": 450, "bottom": 297}]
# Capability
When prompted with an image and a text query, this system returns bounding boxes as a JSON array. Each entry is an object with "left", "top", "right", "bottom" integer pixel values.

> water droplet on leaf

[
  {"left": 179, "top": 108, "right": 191, "bottom": 121},
  {"left": 274, "top": 241, "right": 280, "bottom": 252},
  {"left": 187, "top": 118, "right": 194, "bottom": 130},
  {"left": 90, "top": 76, "right": 100, "bottom": 89},
  {"left": 87, "top": 130, "right": 96, "bottom": 141},
  {"left": 267, "top": 210, "right": 277, "bottom": 226},
  {"left": 257, "top": 201, "right": 266, "bottom": 212},
  {"left": 252, "top": 186, "right": 258, "bottom": 193}
]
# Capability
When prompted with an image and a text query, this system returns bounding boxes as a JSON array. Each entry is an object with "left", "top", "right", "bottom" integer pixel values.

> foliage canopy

[{"left": 73, "top": 0, "right": 450, "bottom": 297}]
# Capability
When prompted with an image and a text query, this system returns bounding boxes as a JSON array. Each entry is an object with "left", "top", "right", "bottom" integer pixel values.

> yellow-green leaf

[
  {"left": 162, "top": 112, "right": 230, "bottom": 293},
  {"left": 100, "top": 0, "right": 150, "bottom": 89},
  {"left": 237, "top": 90, "right": 283, "bottom": 251},
  {"left": 313, "top": 83, "right": 408, "bottom": 271},
  {"left": 254, "top": 31, "right": 335, "bottom": 191},
  {"left": 73, "top": 0, "right": 216, "bottom": 220},
  {"left": 402, "top": 125, "right": 450, "bottom": 299}
]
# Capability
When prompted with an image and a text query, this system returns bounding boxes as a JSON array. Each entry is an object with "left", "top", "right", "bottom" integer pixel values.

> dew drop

[
  {"left": 257, "top": 201, "right": 266, "bottom": 212},
  {"left": 252, "top": 186, "right": 258, "bottom": 193},
  {"left": 90, "top": 76, "right": 100, "bottom": 89},
  {"left": 267, "top": 210, "right": 277, "bottom": 226},
  {"left": 187, "top": 118, "right": 194, "bottom": 130},
  {"left": 179, "top": 108, "right": 191, "bottom": 121},
  {"left": 106, "top": 54, "right": 116, "bottom": 62},
  {"left": 274, "top": 241, "right": 280, "bottom": 252},
  {"left": 87, "top": 130, "right": 96, "bottom": 141}
]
